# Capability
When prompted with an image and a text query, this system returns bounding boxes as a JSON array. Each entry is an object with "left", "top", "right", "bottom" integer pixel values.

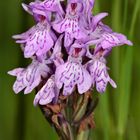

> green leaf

[{"left": 117, "top": 0, "right": 140, "bottom": 139}]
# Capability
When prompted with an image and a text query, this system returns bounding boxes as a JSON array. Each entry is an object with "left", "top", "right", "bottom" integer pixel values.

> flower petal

[
  {"left": 109, "top": 79, "right": 117, "bottom": 88},
  {"left": 24, "top": 75, "right": 41, "bottom": 94},
  {"left": 55, "top": 57, "right": 92, "bottom": 95},
  {"left": 24, "top": 26, "right": 54, "bottom": 57},
  {"left": 34, "top": 77, "right": 56, "bottom": 106},
  {"left": 88, "top": 57, "right": 116, "bottom": 93},
  {"left": 8, "top": 68, "right": 24, "bottom": 76},
  {"left": 8, "top": 59, "right": 50, "bottom": 94},
  {"left": 13, "top": 21, "right": 55, "bottom": 58},
  {"left": 41, "top": 0, "right": 64, "bottom": 15},
  {"left": 64, "top": 33, "right": 73, "bottom": 48},
  {"left": 92, "top": 13, "right": 108, "bottom": 30},
  {"left": 77, "top": 68, "right": 92, "bottom": 94}
]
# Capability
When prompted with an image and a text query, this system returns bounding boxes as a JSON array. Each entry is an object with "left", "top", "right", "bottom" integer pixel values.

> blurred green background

[{"left": 0, "top": 0, "right": 140, "bottom": 140}]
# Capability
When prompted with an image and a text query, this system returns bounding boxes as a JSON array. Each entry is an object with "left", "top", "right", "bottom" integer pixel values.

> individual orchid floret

[
  {"left": 94, "top": 32, "right": 133, "bottom": 56},
  {"left": 55, "top": 55, "right": 92, "bottom": 95},
  {"left": 53, "top": 0, "right": 88, "bottom": 47},
  {"left": 34, "top": 0, "right": 65, "bottom": 16},
  {"left": 87, "top": 56, "right": 117, "bottom": 93},
  {"left": 13, "top": 20, "right": 57, "bottom": 59},
  {"left": 8, "top": 58, "right": 50, "bottom": 94},
  {"left": 34, "top": 75, "right": 59, "bottom": 106},
  {"left": 22, "top": 1, "right": 41, "bottom": 16},
  {"left": 22, "top": 0, "right": 64, "bottom": 22},
  {"left": 22, "top": 1, "right": 49, "bottom": 22},
  {"left": 86, "top": 22, "right": 133, "bottom": 56}
]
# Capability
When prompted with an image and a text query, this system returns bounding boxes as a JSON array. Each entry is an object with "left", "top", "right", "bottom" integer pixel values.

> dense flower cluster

[{"left": 8, "top": 0, "right": 132, "bottom": 106}]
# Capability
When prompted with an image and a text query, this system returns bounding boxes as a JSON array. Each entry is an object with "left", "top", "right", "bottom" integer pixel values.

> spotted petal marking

[
  {"left": 13, "top": 21, "right": 55, "bottom": 58},
  {"left": 34, "top": 76, "right": 56, "bottom": 106},
  {"left": 8, "top": 60, "right": 50, "bottom": 94},
  {"left": 89, "top": 58, "right": 117, "bottom": 93},
  {"left": 100, "top": 32, "right": 132, "bottom": 49},
  {"left": 64, "top": 32, "right": 73, "bottom": 48},
  {"left": 41, "top": 0, "right": 64, "bottom": 14},
  {"left": 88, "top": 24, "right": 133, "bottom": 56},
  {"left": 94, "top": 32, "right": 133, "bottom": 54},
  {"left": 54, "top": 16, "right": 86, "bottom": 38},
  {"left": 55, "top": 58, "right": 92, "bottom": 95},
  {"left": 8, "top": 68, "right": 26, "bottom": 94}
]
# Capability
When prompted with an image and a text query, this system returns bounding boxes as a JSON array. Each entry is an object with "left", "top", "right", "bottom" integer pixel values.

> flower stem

[
  {"left": 76, "top": 130, "right": 90, "bottom": 140},
  {"left": 37, "top": 91, "right": 96, "bottom": 140}
]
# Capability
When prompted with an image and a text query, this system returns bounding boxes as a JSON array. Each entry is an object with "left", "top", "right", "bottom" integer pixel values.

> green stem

[
  {"left": 67, "top": 124, "right": 75, "bottom": 140},
  {"left": 77, "top": 130, "right": 90, "bottom": 140}
]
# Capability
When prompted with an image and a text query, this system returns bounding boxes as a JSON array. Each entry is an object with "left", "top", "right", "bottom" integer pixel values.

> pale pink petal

[
  {"left": 77, "top": 68, "right": 92, "bottom": 94},
  {"left": 8, "top": 68, "right": 24, "bottom": 76},
  {"left": 34, "top": 76, "right": 56, "bottom": 106},
  {"left": 55, "top": 56, "right": 92, "bottom": 95},
  {"left": 8, "top": 59, "right": 50, "bottom": 94}
]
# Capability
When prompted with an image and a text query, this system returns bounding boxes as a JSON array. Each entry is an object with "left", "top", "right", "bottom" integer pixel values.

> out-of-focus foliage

[{"left": 0, "top": 0, "right": 139, "bottom": 140}]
